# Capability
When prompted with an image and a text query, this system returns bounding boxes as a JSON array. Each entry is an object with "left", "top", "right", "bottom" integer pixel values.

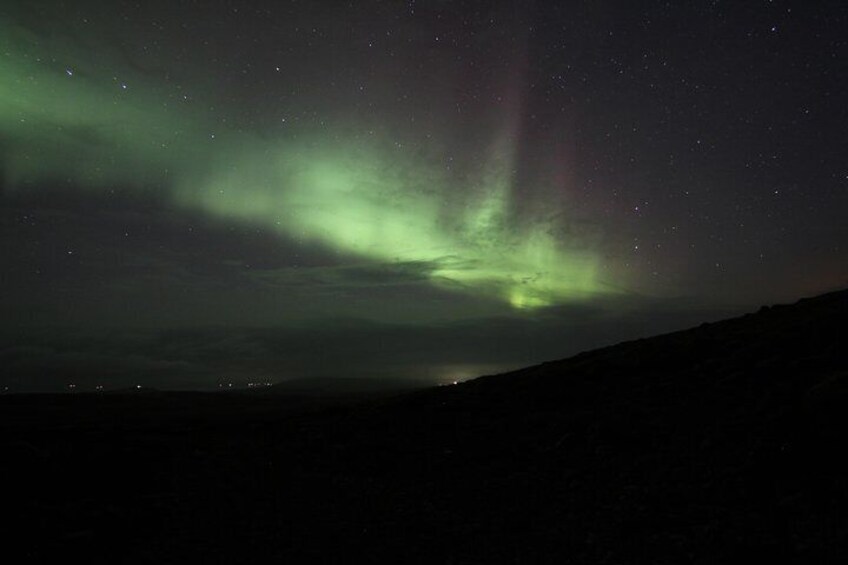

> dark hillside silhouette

[{"left": 3, "top": 289, "right": 847, "bottom": 563}]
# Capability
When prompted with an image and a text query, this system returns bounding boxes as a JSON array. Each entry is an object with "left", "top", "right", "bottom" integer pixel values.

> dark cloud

[{"left": 1, "top": 295, "right": 742, "bottom": 392}]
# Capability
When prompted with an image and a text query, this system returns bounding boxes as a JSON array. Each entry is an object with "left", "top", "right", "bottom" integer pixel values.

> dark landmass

[
  {"left": 262, "top": 376, "right": 433, "bottom": 396},
  {"left": 3, "top": 289, "right": 847, "bottom": 563}
]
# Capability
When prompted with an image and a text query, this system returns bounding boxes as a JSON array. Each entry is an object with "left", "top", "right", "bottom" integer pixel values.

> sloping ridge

[
  {"left": 392, "top": 287, "right": 847, "bottom": 424},
  {"left": 325, "top": 288, "right": 848, "bottom": 563},
  {"left": 471, "top": 287, "right": 847, "bottom": 393}
]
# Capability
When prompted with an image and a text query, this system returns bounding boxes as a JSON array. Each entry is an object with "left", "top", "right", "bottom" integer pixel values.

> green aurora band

[{"left": 1, "top": 19, "right": 608, "bottom": 310}]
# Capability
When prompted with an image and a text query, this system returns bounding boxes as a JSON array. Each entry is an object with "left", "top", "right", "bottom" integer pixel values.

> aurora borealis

[
  {"left": 2, "top": 1, "right": 847, "bottom": 390},
  {"left": 1, "top": 9, "right": 602, "bottom": 310}
]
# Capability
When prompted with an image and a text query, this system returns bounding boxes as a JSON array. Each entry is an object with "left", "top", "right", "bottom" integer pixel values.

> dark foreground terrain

[{"left": 3, "top": 290, "right": 848, "bottom": 564}]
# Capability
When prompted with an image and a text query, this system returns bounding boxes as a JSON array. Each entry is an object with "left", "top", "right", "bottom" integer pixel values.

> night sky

[{"left": 2, "top": 1, "right": 846, "bottom": 391}]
